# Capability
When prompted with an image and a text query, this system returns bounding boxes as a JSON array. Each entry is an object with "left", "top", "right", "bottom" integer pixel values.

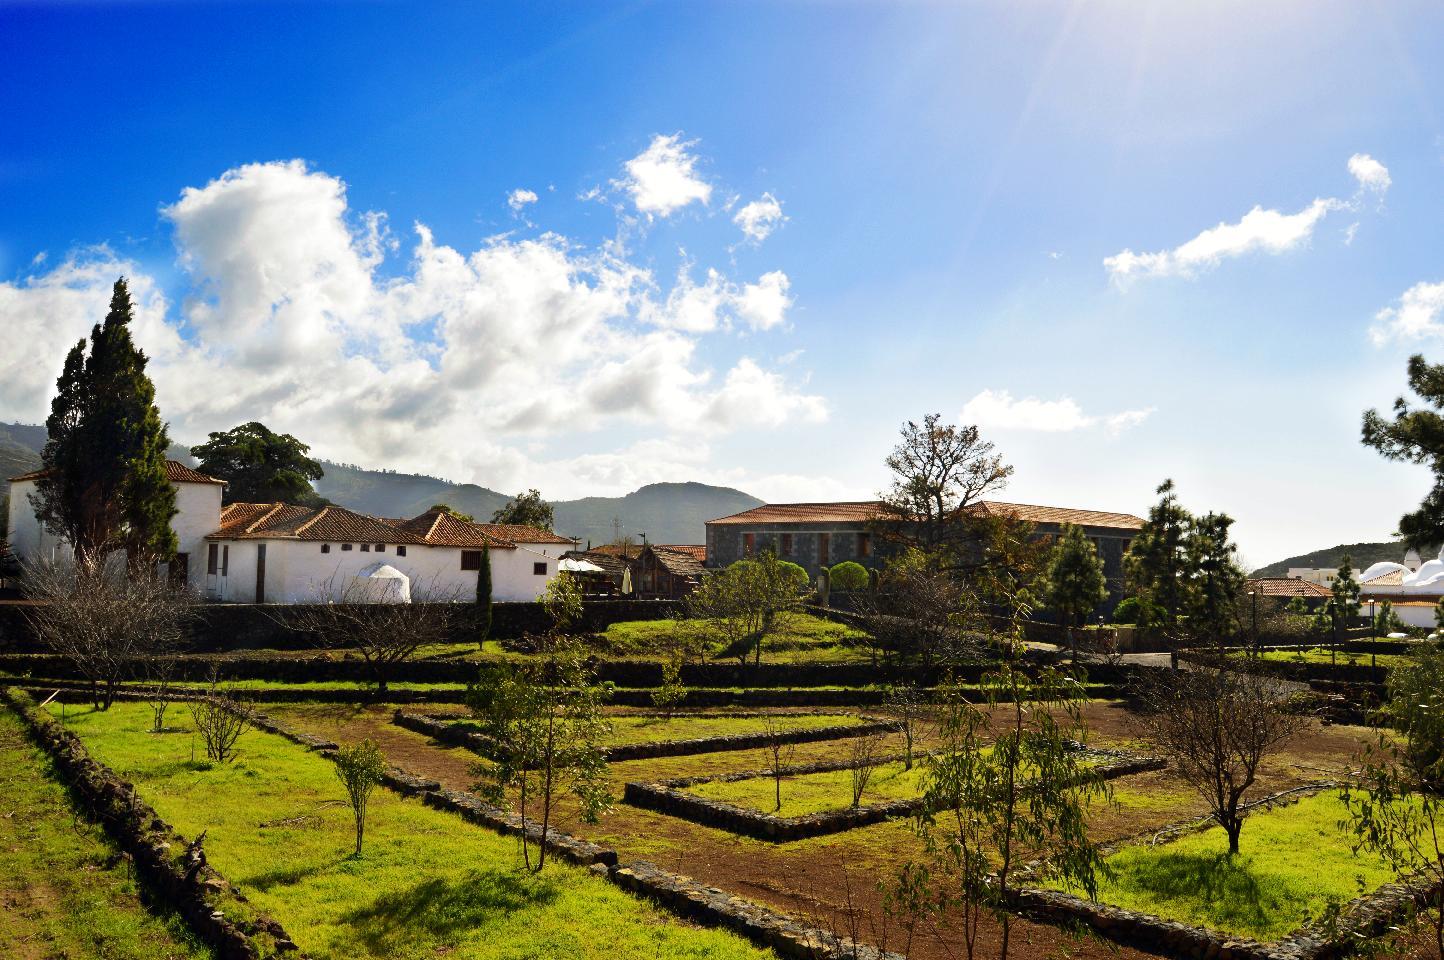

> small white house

[
  {"left": 7, "top": 461, "right": 574, "bottom": 604},
  {"left": 7, "top": 460, "right": 226, "bottom": 585}
]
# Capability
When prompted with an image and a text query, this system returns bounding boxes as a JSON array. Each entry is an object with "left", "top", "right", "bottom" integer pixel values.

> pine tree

[
  {"left": 1045, "top": 524, "right": 1108, "bottom": 664},
  {"left": 1183, "top": 511, "right": 1245, "bottom": 649},
  {"left": 1123, "top": 479, "right": 1192, "bottom": 644},
  {"left": 476, "top": 543, "right": 493, "bottom": 641},
  {"left": 32, "top": 278, "right": 176, "bottom": 570}
]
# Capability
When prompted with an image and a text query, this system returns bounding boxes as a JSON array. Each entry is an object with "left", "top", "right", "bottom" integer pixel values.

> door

[{"left": 255, "top": 544, "right": 267, "bottom": 603}]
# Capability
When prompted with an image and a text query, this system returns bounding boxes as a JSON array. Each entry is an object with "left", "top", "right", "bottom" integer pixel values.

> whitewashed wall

[{"left": 206, "top": 539, "right": 559, "bottom": 603}]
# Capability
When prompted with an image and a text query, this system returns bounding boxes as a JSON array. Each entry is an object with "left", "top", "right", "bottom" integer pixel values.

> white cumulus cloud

[
  {"left": 617, "top": 133, "right": 712, "bottom": 217},
  {"left": 1105, "top": 154, "right": 1389, "bottom": 284},
  {"left": 507, "top": 188, "right": 538, "bottom": 213},
  {"left": 733, "top": 193, "right": 786, "bottom": 243},
  {"left": 0, "top": 159, "right": 824, "bottom": 495},
  {"left": 1370, "top": 281, "right": 1444, "bottom": 344},
  {"left": 960, "top": 389, "right": 1154, "bottom": 435}
]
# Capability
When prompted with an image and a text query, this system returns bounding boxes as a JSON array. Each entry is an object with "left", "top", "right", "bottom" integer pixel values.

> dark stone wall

[{"left": 706, "top": 522, "right": 887, "bottom": 579}]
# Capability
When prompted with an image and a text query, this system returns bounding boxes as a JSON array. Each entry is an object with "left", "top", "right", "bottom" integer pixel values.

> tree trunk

[
  {"left": 354, "top": 811, "right": 364, "bottom": 857},
  {"left": 1225, "top": 819, "right": 1242, "bottom": 855}
]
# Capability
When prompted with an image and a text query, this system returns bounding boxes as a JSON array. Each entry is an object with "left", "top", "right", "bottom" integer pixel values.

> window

[
  {"left": 819, "top": 532, "right": 830, "bottom": 566},
  {"left": 857, "top": 533, "right": 871, "bottom": 558},
  {"left": 534, "top": 561, "right": 547, "bottom": 576},
  {"left": 361, "top": 543, "right": 370, "bottom": 552},
  {"left": 374, "top": 544, "right": 385, "bottom": 553},
  {"left": 321, "top": 543, "right": 330, "bottom": 554},
  {"left": 341, "top": 543, "right": 353, "bottom": 551},
  {"left": 780, "top": 533, "right": 793, "bottom": 556},
  {"left": 461, "top": 550, "right": 482, "bottom": 570},
  {"left": 221, "top": 545, "right": 229, "bottom": 577},
  {"left": 396, "top": 545, "right": 407, "bottom": 557},
  {"left": 743, "top": 532, "right": 755, "bottom": 556},
  {"left": 207, "top": 543, "right": 219, "bottom": 574}
]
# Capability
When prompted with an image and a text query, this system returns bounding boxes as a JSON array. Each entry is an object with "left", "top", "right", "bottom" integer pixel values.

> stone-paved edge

[
  {"left": 1010, "top": 783, "right": 1443, "bottom": 960},
  {"left": 392, "top": 709, "right": 902, "bottom": 763},
  {"left": 246, "top": 708, "right": 905, "bottom": 960},
  {"left": 624, "top": 747, "right": 1168, "bottom": 843},
  {"left": 0, "top": 686, "right": 302, "bottom": 960}
]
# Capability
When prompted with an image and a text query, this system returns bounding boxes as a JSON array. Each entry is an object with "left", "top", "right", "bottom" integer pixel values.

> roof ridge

[
  {"left": 293, "top": 505, "right": 330, "bottom": 535},
  {"left": 244, "top": 503, "right": 286, "bottom": 534}
]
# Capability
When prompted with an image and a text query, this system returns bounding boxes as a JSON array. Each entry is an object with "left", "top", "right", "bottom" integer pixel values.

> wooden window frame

[{"left": 461, "top": 550, "right": 482, "bottom": 571}]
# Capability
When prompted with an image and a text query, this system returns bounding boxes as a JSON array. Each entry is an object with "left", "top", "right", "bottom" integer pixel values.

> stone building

[{"left": 705, "top": 500, "right": 1145, "bottom": 592}]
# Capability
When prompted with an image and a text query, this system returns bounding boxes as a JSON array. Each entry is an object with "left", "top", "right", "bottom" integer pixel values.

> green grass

[
  {"left": 1239, "top": 648, "right": 1412, "bottom": 669},
  {"left": 48, "top": 702, "right": 774, "bottom": 960},
  {"left": 600, "top": 613, "right": 871, "bottom": 663},
  {"left": 450, "top": 711, "right": 864, "bottom": 747},
  {"left": 0, "top": 705, "right": 211, "bottom": 960},
  {"left": 1072, "top": 792, "right": 1399, "bottom": 941},
  {"left": 687, "top": 760, "right": 929, "bottom": 816}
]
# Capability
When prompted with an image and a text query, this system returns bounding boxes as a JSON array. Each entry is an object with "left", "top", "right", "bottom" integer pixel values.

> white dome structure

[
  {"left": 1360, "top": 561, "right": 1410, "bottom": 583},
  {"left": 350, "top": 562, "right": 411, "bottom": 603}
]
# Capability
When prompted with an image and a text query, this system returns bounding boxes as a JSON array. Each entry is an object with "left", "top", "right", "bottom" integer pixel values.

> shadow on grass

[
  {"left": 342, "top": 869, "right": 561, "bottom": 953},
  {"left": 1116, "top": 851, "right": 1271, "bottom": 930}
]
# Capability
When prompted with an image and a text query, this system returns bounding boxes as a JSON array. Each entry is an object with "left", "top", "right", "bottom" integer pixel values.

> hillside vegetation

[{"left": 1251, "top": 539, "right": 1415, "bottom": 577}]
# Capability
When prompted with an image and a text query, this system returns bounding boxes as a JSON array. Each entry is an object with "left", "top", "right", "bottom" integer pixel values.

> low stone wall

[
  {"left": 625, "top": 747, "right": 1166, "bottom": 843},
  {"left": 1010, "top": 784, "right": 1439, "bottom": 960},
  {"left": 393, "top": 709, "right": 899, "bottom": 763},
  {"left": 0, "top": 686, "right": 301, "bottom": 959},
  {"left": 1178, "top": 648, "right": 1392, "bottom": 686}
]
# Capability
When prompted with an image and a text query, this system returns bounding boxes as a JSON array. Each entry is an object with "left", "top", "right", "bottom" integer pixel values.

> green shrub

[
  {"left": 1112, "top": 597, "right": 1142, "bottom": 624},
  {"left": 829, "top": 561, "right": 868, "bottom": 591},
  {"left": 777, "top": 560, "right": 810, "bottom": 590}
]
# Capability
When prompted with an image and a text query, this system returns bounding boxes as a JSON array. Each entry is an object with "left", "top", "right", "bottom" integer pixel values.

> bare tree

[
  {"left": 143, "top": 655, "right": 177, "bottom": 733},
  {"left": 883, "top": 685, "right": 927, "bottom": 771},
  {"left": 190, "top": 673, "right": 257, "bottom": 764},
  {"left": 855, "top": 548, "right": 985, "bottom": 669},
  {"left": 849, "top": 732, "right": 886, "bottom": 808},
  {"left": 761, "top": 715, "right": 798, "bottom": 812},
  {"left": 1132, "top": 666, "right": 1305, "bottom": 854},
  {"left": 23, "top": 560, "right": 192, "bottom": 710},
  {"left": 874, "top": 413, "right": 1013, "bottom": 554},
  {"left": 283, "top": 575, "right": 463, "bottom": 695}
]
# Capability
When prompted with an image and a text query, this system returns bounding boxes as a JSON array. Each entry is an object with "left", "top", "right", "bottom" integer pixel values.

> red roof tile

[
  {"left": 706, "top": 500, "right": 1144, "bottom": 531},
  {"left": 208, "top": 503, "right": 428, "bottom": 545},
  {"left": 10, "top": 459, "right": 225, "bottom": 485},
  {"left": 967, "top": 501, "right": 1145, "bottom": 530},
  {"left": 477, "top": 523, "right": 574, "bottom": 545},
  {"left": 1245, "top": 577, "right": 1334, "bottom": 598},
  {"left": 396, "top": 508, "right": 514, "bottom": 548},
  {"left": 658, "top": 544, "right": 706, "bottom": 562}
]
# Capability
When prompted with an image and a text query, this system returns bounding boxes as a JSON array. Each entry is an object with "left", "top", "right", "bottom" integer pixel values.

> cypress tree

[
  {"left": 32, "top": 278, "right": 177, "bottom": 571},
  {"left": 476, "top": 543, "right": 493, "bottom": 640}
]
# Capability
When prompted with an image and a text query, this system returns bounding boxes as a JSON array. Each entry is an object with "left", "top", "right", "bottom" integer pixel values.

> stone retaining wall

[
  {"left": 393, "top": 709, "right": 899, "bottom": 763},
  {"left": 625, "top": 747, "right": 1167, "bottom": 843},
  {"left": 0, "top": 686, "right": 301, "bottom": 959}
]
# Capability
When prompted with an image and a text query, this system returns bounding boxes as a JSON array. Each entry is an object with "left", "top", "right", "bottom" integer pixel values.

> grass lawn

[
  {"left": 0, "top": 705, "right": 211, "bottom": 960},
  {"left": 1072, "top": 792, "right": 1399, "bottom": 941},
  {"left": 686, "top": 760, "right": 929, "bottom": 816},
  {"left": 600, "top": 613, "right": 871, "bottom": 663},
  {"left": 1241, "top": 648, "right": 1412, "bottom": 669},
  {"left": 450, "top": 711, "right": 866, "bottom": 748},
  {"left": 48, "top": 702, "right": 774, "bottom": 960}
]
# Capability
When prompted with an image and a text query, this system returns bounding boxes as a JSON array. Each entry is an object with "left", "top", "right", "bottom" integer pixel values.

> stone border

[
  {"left": 245, "top": 707, "right": 903, "bottom": 960},
  {"left": 1009, "top": 782, "right": 1440, "bottom": 960},
  {"left": 392, "top": 709, "right": 900, "bottom": 763},
  {"left": 625, "top": 745, "right": 1167, "bottom": 843},
  {"left": 0, "top": 686, "right": 302, "bottom": 959}
]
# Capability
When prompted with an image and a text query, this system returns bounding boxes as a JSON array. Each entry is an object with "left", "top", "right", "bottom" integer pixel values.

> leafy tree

[
  {"left": 1045, "top": 524, "right": 1108, "bottom": 664},
  {"left": 190, "top": 421, "right": 325, "bottom": 505},
  {"left": 492, "top": 488, "right": 554, "bottom": 531},
  {"left": 1132, "top": 666, "right": 1304, "bottom": 854},
  {"left": 1124, "top": 479, "right": 1192, "bottom": 644},
  {"left": 1362, "top": 354, "right": 1444, "bottom": 547},
  {"left": 1332, "top": 554, "right": 1362, "bottom": 624},
  {"left": 651, "top": 648, "right": 688, "bottom": 717},
  {"left": 475, "top": 543, "right": 492, "bottom": 641},
  {"left": 32, "top": 278, "right": 177, "bottom": 570},
  {"left": 1182, "top": 511, "right": 1245, "bottom": 649},
  {"left": 776, "top": 559, "right": 810, "bottom": 591},
  {"left": 1376, "top": 599, "right": 1406, "bottom": 635},
  {"left": 1343, "top": 645, "right": 1444, "bottom": 957},
  {"left": 540, "top": 570, "right": 583, "bottom": 639},
  {"left": 468, "top": 637, "right": 611, "bottom": 872},
  {"left": 684, "top": 551, "right": 807, "bottom": 666},
  {"left": 431, "top": 503, "right": 474, "bottom": 522},
  {"left": 1111, "top": 596, "right": 1143, "bottom": 624},
  {"left": 829, "top": 560, "right": 869, "bottom": 591},
  {"left": 334, "top": 740, "right": 386, "bottom": 857},
  {"left": 874, "top": 413, "right": 1013, "bottom": 556},
  {"left": 913, "top": 666, "right": 1110, "bottom": 960}
]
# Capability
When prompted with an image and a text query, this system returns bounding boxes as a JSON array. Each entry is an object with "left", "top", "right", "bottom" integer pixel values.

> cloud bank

[{"left": 961, "top": 389, "right": 1154, "bottom": 435}]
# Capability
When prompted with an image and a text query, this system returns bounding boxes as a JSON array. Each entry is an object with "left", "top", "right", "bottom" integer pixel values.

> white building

[
  {"left": 1286, "top": 567, "right": 1338, "bottom": 587},
  {"left": 7, "top": 461, "right": 573, "bottom": 603}
]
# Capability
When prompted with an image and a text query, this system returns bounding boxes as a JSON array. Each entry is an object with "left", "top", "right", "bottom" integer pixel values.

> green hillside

[{"left": 1251, "top": 539, "right": 1417, "bottom": 578}]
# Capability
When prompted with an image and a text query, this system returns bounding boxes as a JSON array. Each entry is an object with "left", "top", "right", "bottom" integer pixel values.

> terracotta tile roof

[
  {"left": 658, "top": 544, "right": 706, "bottom": 562},
  {"left": 396, "top": 508, "right": 514, "bottom": 549},
  {"left": 208, "top": 502, "right": 421, "bottom": 544},
  {"left": 966, "top": 500, "right": 1145, "bottom": 531},
  {"left": 477, "top": 523, "right": 574, "bottom": 545},
  {"left": 1246, "top": 577, "right": 1334, "bottom": 598},
  {"left": 707, "top": 502, "right": 886, "bottom": 525},
  {"left": 9, "top": 459, "right": 225, "bottom": 486},
  {"left": 589, "top": 542, "right": 642, "bottom": 558},
  {"left": 1361, "top": 570, "right": 1407, "bottom": 586},
  {"left": 563, "top": 549, "right": 630, "bottom": 576},
  {"left": 707, "top": 499, "right": 1144, "bottom": 531},
  {"left": 649, "top": 545, "right": 707, "bottom": 577}
]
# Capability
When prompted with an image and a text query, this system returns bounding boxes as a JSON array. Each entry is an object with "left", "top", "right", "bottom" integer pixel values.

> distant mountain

[
  {"left": 0, "top": 423, "right": 761, "bottom": 546},
  {"left": 313, "top": 461, "right": 761, "bottom": 546},
  {"left": 1251, "top": 540, "right": 1419, "bottom": 578}
]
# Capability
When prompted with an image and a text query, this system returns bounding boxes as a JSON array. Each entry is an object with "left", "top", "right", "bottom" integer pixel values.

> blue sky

[{"left": 5, "top": 1, "right": 1444, "bottom": 565}]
